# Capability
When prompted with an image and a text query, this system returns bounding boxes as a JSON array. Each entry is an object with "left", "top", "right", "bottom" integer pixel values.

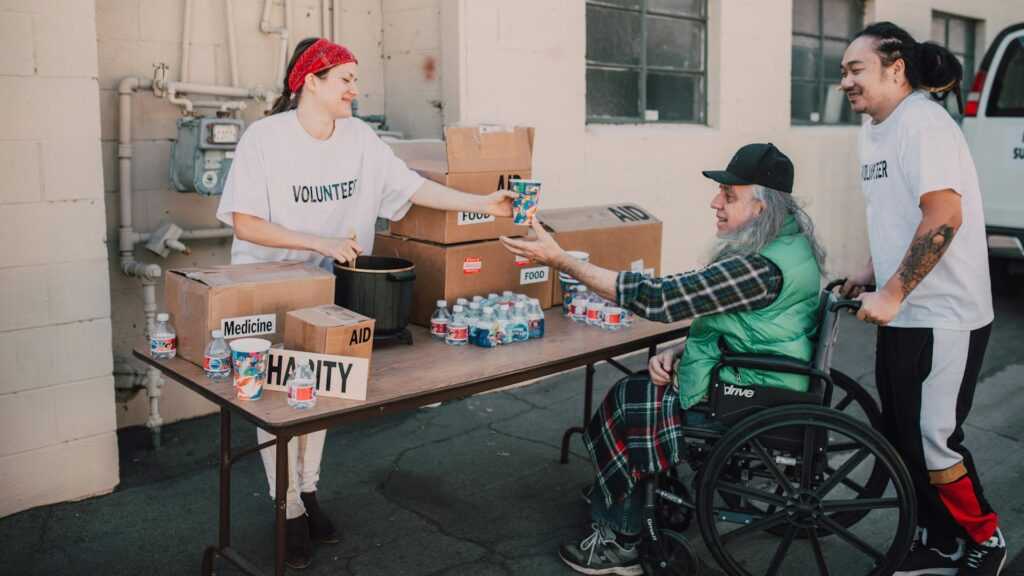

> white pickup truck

[{"left": 962, "top": 23, "right": 1024, "bottom": 278}]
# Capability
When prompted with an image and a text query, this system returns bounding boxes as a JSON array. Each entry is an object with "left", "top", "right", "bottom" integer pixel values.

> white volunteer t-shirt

[
  {"left": 216, "top": 111, "right": 424, "bottom": 267},
  {"left": 859, "top": 91, "right": 993, "bottom": 330}
]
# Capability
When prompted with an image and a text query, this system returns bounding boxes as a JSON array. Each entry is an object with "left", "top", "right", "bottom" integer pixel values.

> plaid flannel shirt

[{"left": 615, "top": 254, "right": 783, "bottom": 323}]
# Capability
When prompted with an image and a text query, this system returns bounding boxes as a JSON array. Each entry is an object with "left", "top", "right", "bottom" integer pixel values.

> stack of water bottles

[
  {"left": 557, "top": 251, "right": 633, "bottom": 332},
  {"left": 430, "top": 291, "right": 546, "bottom": 348}
]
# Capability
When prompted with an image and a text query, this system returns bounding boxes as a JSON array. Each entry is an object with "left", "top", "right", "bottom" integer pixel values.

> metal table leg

[
  {"left": 274, "top": 434, "right": 289, "bottom": 576},
  {"left": 220, "top": 408, "right": 231, "bottom": 550},
  {"left": 560, "top": 363, "right": 595, "bottom": 464}
]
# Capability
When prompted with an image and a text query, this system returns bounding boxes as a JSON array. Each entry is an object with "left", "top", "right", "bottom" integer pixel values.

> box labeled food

[
  {"left": 284, "top": 305, "right": 375, "bottom": 360},
  {"left": 386, "top": 125, "right": 535, "bottom": 244},
  {"left": 537, "top": 204, "right": 663, "bottom": 306},
  {"left": 164, "top": 262, "right": 335, "bottom": 367},
  {"left": 373, "top": 233, "right": 553, "bottom": 326}
]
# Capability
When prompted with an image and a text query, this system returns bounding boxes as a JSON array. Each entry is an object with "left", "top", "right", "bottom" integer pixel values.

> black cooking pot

[{"left": 333, "top": 256, "right": 416, "bottom": 336}]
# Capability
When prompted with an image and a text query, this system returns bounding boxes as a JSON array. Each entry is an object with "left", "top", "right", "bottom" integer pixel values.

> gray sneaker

[{"left": 559, "top": 523, "right": 643, "bottom": 576}]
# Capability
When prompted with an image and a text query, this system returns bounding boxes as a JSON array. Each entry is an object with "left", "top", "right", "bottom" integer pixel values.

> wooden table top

[{"left": 134, "top": 313, "right": 689, "bottom": 435}]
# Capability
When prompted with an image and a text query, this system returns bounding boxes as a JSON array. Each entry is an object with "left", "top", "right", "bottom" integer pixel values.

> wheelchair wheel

[
  {"left": 696, "top": 405, "right": 915, "bottom": 576},
  {"left": 640, "top": 529, "right": 701, "bottom": 575}
]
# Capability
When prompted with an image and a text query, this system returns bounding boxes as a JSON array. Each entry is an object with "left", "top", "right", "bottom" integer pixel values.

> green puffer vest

[{"left": 674, "top": 216, "right": 821, "bottom": 409}]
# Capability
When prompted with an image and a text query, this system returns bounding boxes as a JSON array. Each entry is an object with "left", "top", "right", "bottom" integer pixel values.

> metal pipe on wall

[
  {"left": 260, "top": 0, "right": 291, "bottom": 89},
  {"left": 225, "top": 0, "right": 240, "bottom": 87},
  {"left": 180, "top": 0, "right": 193, "bottom": 82},
  {"left": 322, "top": 0, "right": 331, "bottom": 39}
]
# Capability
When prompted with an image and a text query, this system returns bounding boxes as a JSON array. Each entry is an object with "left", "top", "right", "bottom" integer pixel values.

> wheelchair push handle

[{"left": 824, "top": 278, "right": 865, "bottom": 313}]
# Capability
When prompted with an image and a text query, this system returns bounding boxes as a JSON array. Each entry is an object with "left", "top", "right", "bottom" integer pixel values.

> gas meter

[{"left": 170, "top": 117, "right": 245, "bottom": 196}]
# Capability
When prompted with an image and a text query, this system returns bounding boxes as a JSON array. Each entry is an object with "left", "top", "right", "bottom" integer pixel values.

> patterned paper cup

[
  {"left": 510, "top": 179, "right": 541, "bottom": 225},
  {"left": 229, "top": 338, "right": 271, "bottom": 400}
]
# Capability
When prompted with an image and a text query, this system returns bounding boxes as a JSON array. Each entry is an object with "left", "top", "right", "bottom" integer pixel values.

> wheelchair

[{"left": 633, "top": 280, "right": 916, "bottom": 576}]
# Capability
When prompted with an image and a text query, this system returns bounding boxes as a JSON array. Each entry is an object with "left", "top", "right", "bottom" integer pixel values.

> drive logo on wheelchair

[{"left": 722, "top": 384, "right": 755, "bottom": 399}]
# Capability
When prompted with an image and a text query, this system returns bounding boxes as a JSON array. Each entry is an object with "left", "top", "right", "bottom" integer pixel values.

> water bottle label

[
  {"left": 151, "top": 335, "right": 176, "bottom": 355},
  {"left": 430, "top": 319, "right": 449, "bottom": 336},
  {"left": 204, "top": 356, "right": 229, "bottom": 373},
  {"left": 290, "top": 385, "right": 315, "bottom": 401},
  {"left": 510, "top": 325, "right": 528, "bottom": 341},
  {"left": 587, "top": 307, "right": 602, "bottom": 322},
  {"left": 604, "top": 311, "right": 622, "bottom": 326},
  {"left": 448, "top": 326, "right": 469, "bottom": 342}
]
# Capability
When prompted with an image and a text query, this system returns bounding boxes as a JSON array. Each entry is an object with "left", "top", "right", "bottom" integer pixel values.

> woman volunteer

[
  {"left": 839, "top": 22, "right": 1003, "bottom": 576},
  {"left": 216, "top": 37, "right": 514, "bottom": 569}
]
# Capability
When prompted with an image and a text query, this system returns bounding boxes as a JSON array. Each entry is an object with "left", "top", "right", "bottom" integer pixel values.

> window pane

[
  {"left": 931, "top": 15, "right": 946, "bottom": 43},
  {"left": 823, "top": 0, "right": 857, "bottom": 38},
  {"left": 646, "top": 15, "right": 704, "bottom": 71},
  {"left": 646, "top": 73, "right": 702, "bottom": 122},
  {"left": 990, "top": 38, "right": 1024, "bottom": 116},
  {"left": 793, "top": 0, "right": 820, "bottom": 35},
  {"left": 587, "top": 68, "right": 640, "bottom": 119},
  {"left": 792, "top": 35, "right": 820, "bottom": 80},
  {"left": 823, "top": 39, "right": 847, "bottom": 79},
  {"left": 648, "top": 0, "right": 704, "bottom": 17},
  {"left": 589, "top": 0, "right": 641, "bottom": 10},
  {"left": 586, "top": 5, "right": 642, "bottom": 66},
  {"left": 792, "top": 81, "right": 821, "bottom": 123},
  {"left": 948, "top": 17, "right": 969, "bottom": 53}
]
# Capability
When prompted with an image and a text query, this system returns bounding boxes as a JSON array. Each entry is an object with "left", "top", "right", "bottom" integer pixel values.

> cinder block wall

[{"left": 0, "top": 1, "right": 118, "bottom": 517}]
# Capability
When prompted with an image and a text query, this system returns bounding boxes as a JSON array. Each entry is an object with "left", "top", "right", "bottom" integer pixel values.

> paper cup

[
  {"left": 510, "top": 179, "right": 541, "bottom": 225},
  {"left": 230, "top": 338, "right": 271, "bottom": 400}
]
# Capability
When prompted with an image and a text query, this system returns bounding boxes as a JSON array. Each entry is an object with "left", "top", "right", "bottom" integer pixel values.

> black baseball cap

[{"left": 702, "top": 143, "right": 794, "bottom": 194}]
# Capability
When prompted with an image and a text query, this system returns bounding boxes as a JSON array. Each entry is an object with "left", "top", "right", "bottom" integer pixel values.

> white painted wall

[{"left": 0, "top": 0, "right": 118, "bottom": 517}]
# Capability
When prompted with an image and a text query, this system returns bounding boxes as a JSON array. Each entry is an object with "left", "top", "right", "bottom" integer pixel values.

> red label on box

[
  {"left": 514, "top": 256, "right": 530, "bottom": 268},
  {"left": 463, "top": 257, "right": 482, "bottom": 275}
]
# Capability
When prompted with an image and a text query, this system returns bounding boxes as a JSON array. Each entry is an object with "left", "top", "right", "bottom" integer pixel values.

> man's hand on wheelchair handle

[
  {"left": 649, "top": 348, "right": 679, "bottom": 386},
  {"left": 840, "top": 262, "right": 875, "bottom": 299},
  {"left": 856, "top": 287, "right": 902, "bottom": 326}
]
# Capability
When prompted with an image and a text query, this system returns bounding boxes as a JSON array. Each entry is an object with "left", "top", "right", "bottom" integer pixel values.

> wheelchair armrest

[{"left": 719, "top": 352, "right": 828, "bottom": 380}]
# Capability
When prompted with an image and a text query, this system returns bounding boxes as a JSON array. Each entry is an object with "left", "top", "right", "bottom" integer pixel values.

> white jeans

[{"left": 257, "top": 428, "right": 326, "bottom": 519}]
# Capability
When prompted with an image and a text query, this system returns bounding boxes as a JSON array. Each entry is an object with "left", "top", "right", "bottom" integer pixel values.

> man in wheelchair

[{"left": 502, "top": 143, "right": 829, "bottom": 575}]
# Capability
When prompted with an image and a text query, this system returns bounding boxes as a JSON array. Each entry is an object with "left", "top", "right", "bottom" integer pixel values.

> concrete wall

[{"left": 0, "top": 1, "right": 118, "bottom": 517}]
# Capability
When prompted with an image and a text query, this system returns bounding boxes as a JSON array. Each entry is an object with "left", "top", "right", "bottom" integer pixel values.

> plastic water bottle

[
  {"left": 430, "top": 300, "right": 451, "bottom": 339},
  {"left": 446, "top": 305, "right": 469, "bottom": 346},
  {"left": 495, "top": 304, "right": 513, "bottom": 345},
  {"left": 501, "top": 290, "right": 516, "bottom": 307},
  {"left": 467, "top": 302, "right": 482, "bottom": 342},
  {"left": 287, "top": 360, "right": 317, "bottom": 409},
  {"left": 527, "top": 299, "right": 546, "bottom": 339},
  {"left": 151, "top": 313, "right": 177, "bottom": 360},
  {"left": 456, "top": 297, "right": 470, "bottom": 308},
  {"left": 603, "top": 306, "right": 625, "bottom": 331},
  {"left": 509, "top": 302, "right": 530, "bottom": 342},
  {"left": 472, "top": 295, "right": 485, "bottom": 306},
  {"left": 571, "top": 286, "right": 590, "bottom": 323},
  {"left": 203, "top": 330, "right": 231, "bottom": 379},
  {"left": 586, "top": 294, "right": 606, "bottom": 327},
  {"left": 475, "top": 307, "right": 498, "bottom": 348}
]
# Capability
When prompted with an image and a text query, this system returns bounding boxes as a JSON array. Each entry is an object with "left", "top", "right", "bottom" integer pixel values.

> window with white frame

[
  {"left": 586, "top": 0, "right": 707, "bottom": 124},
  {"left": 791, "top": 0, "right": 864, "bottom": 125}
]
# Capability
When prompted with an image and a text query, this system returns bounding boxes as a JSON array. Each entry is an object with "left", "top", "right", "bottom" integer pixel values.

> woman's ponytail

[
  {"left": 266, "top": 37, "right": 323, "bottom": 116},
  {"left": 855, "top": 22, "right": 965, "bottom": 112}
]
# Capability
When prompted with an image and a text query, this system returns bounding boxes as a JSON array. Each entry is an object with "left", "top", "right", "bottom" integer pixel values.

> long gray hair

[{"left": 711, "top": 185, "right": 827, "bottom": 275}]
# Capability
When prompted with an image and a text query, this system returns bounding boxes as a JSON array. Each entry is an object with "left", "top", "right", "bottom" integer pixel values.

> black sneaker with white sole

[
  {"left": 961, "top": 528, "right": 1007, "bottom": 576},
  {"left": 894, "top": 527, "right": 963, "bottom": 576},
  {"left": 559, "top": 523, "right": 642, "bottom": 576}
]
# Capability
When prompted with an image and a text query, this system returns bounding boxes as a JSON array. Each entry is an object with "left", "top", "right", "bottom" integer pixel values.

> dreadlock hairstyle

[
  {"left": 269, "top": 37, "right": 330, "bottom": 115},
  {"left": 854, "top": 22, "right": 965, "bottom": 113}
]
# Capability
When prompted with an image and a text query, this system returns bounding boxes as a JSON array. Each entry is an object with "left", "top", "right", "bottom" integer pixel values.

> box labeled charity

[{"left": 164, "top": 261, "right": 335, "bottom": 367}]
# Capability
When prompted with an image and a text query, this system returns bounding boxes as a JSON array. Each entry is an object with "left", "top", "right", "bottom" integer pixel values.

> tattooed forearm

[{"left": 896, "top": 224, "right": 957, "bottom": 298}]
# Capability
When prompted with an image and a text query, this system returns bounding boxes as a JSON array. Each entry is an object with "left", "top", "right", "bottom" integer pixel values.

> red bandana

[{"left": 287, "top": 38, "right": 358, "bottom": 94}]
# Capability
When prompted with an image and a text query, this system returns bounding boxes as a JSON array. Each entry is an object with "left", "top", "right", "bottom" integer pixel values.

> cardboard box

[
  {"left": 284, "top": 305, "right": 375, "bottom": 360},
  {"left": 386, "top": 126, "right": 535, "bottom": 244},
  {"left": 538, "top": 204, "right": 663, "bottom": 306},
  {"left": 164, "top": 262, "right": 335, "bottom": 366},
  {"left": 373, "top": 233, "right": 554, "bottom": 326}
]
